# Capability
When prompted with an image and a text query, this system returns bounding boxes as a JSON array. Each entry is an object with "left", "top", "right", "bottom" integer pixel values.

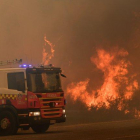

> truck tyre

[
  {"left": 0, "top": 111, "right": 18, "bottom": 136},
  {"left": 31, "top": 124, "right": 50, "bottom": 133}
]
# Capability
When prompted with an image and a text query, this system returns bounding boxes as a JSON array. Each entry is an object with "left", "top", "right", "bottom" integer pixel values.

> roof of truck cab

[
  {"left": 0, "top": 67, "right": 62, "bottom": 72},
  {"left": 0, "top": 68, "right": 26, "bottom": 71},
  {"left": 26, "top": 67, "right": 62, "bottom": 73}
]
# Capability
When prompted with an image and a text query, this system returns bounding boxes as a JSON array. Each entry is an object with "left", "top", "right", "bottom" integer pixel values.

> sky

[{"left": 0, "top": 0, "right": 140, "bottom": 92}]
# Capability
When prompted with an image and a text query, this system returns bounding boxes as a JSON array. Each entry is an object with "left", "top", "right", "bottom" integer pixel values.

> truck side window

[{"left": 7, "top": 72, "right": 25, "bottom": 92}]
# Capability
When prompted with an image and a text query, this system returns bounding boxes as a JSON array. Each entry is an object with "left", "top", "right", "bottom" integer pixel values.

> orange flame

[
  {"left": 42, "top": 36, "right": 55, "bottom": 65},
  {"left": 67, "top": 48, "right": 139, "bottom": 111},
  {"left": 42, "top": 73, "right": 48, "bottom": 88},
  {"left": 134, "top": 109, "right": 140, "bottom": 118}
]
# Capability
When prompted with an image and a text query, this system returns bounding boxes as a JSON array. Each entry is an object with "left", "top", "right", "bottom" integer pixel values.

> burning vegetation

[{"left": 67, "top": 48, "right": 140, "bottom": 118}]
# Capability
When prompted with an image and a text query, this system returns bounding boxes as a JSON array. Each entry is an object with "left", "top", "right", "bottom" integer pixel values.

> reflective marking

[{"left": 0, "top": 94, "right": 17, "bottom": 100}]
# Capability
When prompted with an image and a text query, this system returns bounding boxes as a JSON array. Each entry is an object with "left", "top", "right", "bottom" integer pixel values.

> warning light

[{"left": 19, "top": 64, "right": 32, "bottom": 68}]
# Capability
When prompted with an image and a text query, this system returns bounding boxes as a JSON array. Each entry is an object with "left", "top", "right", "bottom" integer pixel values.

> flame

[
  {"left": 42, "top": 73, "right": 48, "bottom": 88},
  {"left": 41, "top": 36, "right": 55, "bottom": 89},
  {"left": 134, "top": 109, "right": 140, "bottom": 119},
  {"left": 42, "top": 36, "right": 55, "bottom": 65},
  {"left": 67, "top": 48, "right": 139, "bottom": 111}
]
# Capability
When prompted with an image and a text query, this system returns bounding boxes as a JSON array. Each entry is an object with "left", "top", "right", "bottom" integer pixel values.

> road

[{"left": 1, "top": 119, "right": 140, "bottom": 140}]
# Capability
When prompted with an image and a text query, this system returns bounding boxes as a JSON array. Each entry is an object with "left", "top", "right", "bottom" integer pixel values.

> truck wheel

[
  {"left": 31, "top": 124, "right": 50, "bottom": 133},
  {"left": 0, "top": 111, "right": 18, "bottom": 136}
]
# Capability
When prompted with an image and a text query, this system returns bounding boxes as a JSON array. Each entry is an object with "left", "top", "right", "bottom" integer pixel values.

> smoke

[{"left": 1, "top": 0, "right": 140, "bottom": 119}]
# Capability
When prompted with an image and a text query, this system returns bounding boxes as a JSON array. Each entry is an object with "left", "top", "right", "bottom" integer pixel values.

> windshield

[{"left": 27, "top": 72, "right": 62, "bottom": 93}]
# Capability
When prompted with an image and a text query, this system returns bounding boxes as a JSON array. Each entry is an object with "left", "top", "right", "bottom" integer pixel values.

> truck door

[{"left": 7, "top": 72, "right": 28, "bottom": 109}]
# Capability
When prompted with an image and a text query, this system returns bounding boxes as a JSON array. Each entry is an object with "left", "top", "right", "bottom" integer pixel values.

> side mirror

[{"left": 60, "top": 74, "right": 66, "bottom": 78}]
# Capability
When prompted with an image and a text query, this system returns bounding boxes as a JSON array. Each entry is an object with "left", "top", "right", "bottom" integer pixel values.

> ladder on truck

[{"left": 0, "top": 59, "right": 22, "bottom": 66}]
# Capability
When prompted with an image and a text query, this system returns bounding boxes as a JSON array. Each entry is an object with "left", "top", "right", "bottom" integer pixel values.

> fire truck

[{"left": 0, "top": 59, "right": 66, "bottom": 136}]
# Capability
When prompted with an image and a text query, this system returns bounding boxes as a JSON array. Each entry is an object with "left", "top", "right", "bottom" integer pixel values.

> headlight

[
  {"left": 29, "top": 112, "right": 40, "bottom": 116},
  {"left": 63, "top": 109, "right": 65, "bottom": 114}
]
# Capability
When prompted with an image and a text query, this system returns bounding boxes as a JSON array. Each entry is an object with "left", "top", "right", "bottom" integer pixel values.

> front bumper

[{"left": 29, "top": 114, "right": 66, "bottom": 125}]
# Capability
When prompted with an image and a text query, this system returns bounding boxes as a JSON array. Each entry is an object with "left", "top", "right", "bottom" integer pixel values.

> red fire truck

[{"left": 0, "top": 60, "right": 66, "bottom": 136}]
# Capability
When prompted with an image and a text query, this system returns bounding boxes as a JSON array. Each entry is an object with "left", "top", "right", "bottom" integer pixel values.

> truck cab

[{"left": 0, "top": 65, "right": 66, "bottom": 135}]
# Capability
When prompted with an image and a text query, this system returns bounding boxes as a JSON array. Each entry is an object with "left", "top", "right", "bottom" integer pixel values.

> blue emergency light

[{"left": 19, "top": 64, "right": 32, "bottom": 68}]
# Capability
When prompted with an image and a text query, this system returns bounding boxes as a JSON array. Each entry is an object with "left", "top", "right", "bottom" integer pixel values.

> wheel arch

[{"left": 0, "top": 104, "right": 19, "bottom": 125}]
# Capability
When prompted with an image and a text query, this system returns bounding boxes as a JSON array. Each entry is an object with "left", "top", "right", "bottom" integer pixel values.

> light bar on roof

[{"left": 19, "top": 64, "right": 32, "bottom": 68}]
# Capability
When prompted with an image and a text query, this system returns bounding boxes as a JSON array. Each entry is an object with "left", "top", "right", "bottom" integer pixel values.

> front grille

[
  {"left": 44, "top": 113, "right": 59, "bottom": 116},
  {"left": 41, "top": 108, "right": 62, "bottom": 118},
  {"left": 39, "top": 97, "right": 64, "bottom": 118},
  {"left": 39, "top": 97, "right": 63, "bottom": 108},
  {"left": 44, "top": 109, "right": 59, "bottom": 112},
  {"left": 43, "top": 98, "right": 61, "bottom": 101}
]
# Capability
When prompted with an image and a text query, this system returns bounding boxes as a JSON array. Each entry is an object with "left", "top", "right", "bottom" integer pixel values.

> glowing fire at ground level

[{"left": 67, "top": 48, "right": 139, "bottom": 117}]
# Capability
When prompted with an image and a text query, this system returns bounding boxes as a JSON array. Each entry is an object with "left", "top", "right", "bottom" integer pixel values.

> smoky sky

[{"left": 0, "top": 0, "right": 140, "bottom": 88}]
